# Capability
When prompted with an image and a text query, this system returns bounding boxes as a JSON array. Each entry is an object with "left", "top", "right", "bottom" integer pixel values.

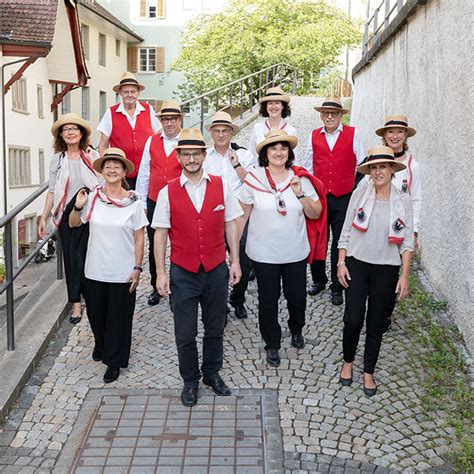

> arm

[
  {"left": 237, "top": 202, "right": 252, "bottom": 240},
  {"left": 396, "top": 250, "right": 413, "bottom": 301},
  {"left": 128, "top": 227, "right": 145, "bottom": 293},
  {"left": 98, "top": 133, "right": 110, "bottom": 157},
  {"left": 353, "top": 128, "right": 366, "bottom": 165},
  {"left": 154, "top": 227, "right": 170, "bottom": 297},
  {"left": 228, "top": 150, "right": 248, "bottom": 182},
  {"left": 136, "top": 137, "right": 152, "bottom": 208},
  {"left": 336, "top": 248, "right": 351, "bottom": 288},
  {"left": 68, "top": 189, "right": 89, "bottom": 228},
  {"left": 410, "top": 161, "right": 422, "bottom": 235},
  {"left": 225, "top": 219, "right": 241, "bottom": 285},
  {"left": 38, "top": 191, "right": 55, "bottom": 238},
  {"left": 290, "top": 176, "right": 321, "bottom": 219}
]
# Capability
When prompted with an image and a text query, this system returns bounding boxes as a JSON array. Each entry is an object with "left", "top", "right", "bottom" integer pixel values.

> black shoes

[
  {"left": 308, "top": 282, "right": 326, "bottom": 296},
  {"left": 203, "top": 375, "right": 231, "bottom": 396},
  {"left": 266, "top": 348, "right": 281, "bottom": 367},
  {"left": 363, "top": 375, "right": 377, "bottom": 397},
  {"left": 103, "top": 366, "right": 120, "bottom": 384},
  {"left": 148, "top": 290, "right": 161, "bottom": 306},
  {"left": 291, "top": 334, "right": 305, "bottom": 349},
  {"left": 339, "top": 367, "right": 353, "bottom": 386},
  {"left": 331, "top": 292, "right": 344, "bottom": 306},
  {"left": 92, "top": 347, "right": 102, "bottom": 362},
  {"left": 233, "top": 304, "right": 248, "bottom": 319},
  {"left": 181, "top": 387, "right": 198, "bottom": 407}
]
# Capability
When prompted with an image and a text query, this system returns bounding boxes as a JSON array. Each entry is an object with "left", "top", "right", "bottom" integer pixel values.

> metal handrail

[{"left": 180, "top": 63, "right": 299, "bottom": 134}]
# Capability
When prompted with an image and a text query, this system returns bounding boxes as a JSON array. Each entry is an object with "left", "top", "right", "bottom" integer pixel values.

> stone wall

[{"left": 350, "top": 0, "right": 474, "bottom": 352}]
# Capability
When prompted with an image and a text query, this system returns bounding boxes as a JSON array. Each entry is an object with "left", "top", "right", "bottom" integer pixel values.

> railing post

[
  {"left": 272, "top": 66, "right": 276, "bottom": 86},
  {"left": 56, "top": 235, "right": 63, "bottom": 280},
  {"left": 4, "top": 221, "right": 15, "bottom": 351},
  {"left": 258, "top": 72, "right": 262, "bottom": 100},
  {"left": 229, "top": 83, "right": 233, "bottom": 113},
  {"left": 265, "top": 69, "right": 269, "bottom": 91},
  {"left": 292, "top": 69, "right": 297, "bottom": 94},
  {"left": 200, "top": 96, "right": 205, "bottom": 133},
  {"left": 373, "top": 7, "right": 379, "bottom": 42},
  {"left": 249, "top": 77, "right": 254, "bottom": 112},
  {"left": 215, "top": 92, "right": 219, "bottom": 113},
  {"left": 384, "top": 0, "right": 391, "bottom": 28},
  {"left": 239, "top": 80, "right": 244, "bottom": 119},
  {"left": 397, "top": 0, "right": 403, "bottom": 12}
]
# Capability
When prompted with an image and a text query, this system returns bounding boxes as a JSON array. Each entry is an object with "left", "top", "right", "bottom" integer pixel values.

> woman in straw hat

[
  {"left": 337, "top": 146, "right": 414, "bottom": 397},
  {"left": 239, "top": 130, "right": 326, "bottom": 368},
  {"left": 248, "top": 86, "right": 299, "bottom": 159},
  {"left": 69, "top": 148, "right": 148, "bottom": 383},
  {"left": 38, "top": 113, "right": 99, "bottom": 324}
]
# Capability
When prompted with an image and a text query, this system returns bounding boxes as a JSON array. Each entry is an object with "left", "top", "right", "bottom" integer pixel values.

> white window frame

[
  {"left": 115, "top": 39, "right": 121, "bottom": 56},
  {"left": 82, "top": 86, "right": 90, "bottom": 120},
  {"left": 99, "top": 91, "right": 107, "bottom": 120},
  {"left": 39, "top": 149, "right": 45, "bottom": 184},
  {"left": 61, "top": 86, "right": 71, "bottom": 114},
  {"left": 139, "top": 47, "right": 156, "bottom": 73},
  {"left": 12, "top": 76, "right": 28, "bottom": 113},
  {"left": 37, "top": 84, "right": 44, "bottom": 118},
  {"left": 9, "top": 146, "right": 32, "bottom": 187},
  {"left": 81, "top": 24, "right": 90, "bottom": 61},
  {"left": 99, "top": 33, "right": 106, "bottom": 67}
]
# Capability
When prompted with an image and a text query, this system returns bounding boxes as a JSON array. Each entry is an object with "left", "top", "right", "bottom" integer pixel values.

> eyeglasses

[
  {"left": 321, "top": 111, "right": 341, "bottom": 118},
  {"left": 161, "top": 116, "right": 179, "bottom": 123},
  {"left": 180, "top": 152, "right": 204, "bottom": 160},
  {"left": 62, "top": 126, "right": 80, "bottom": 134},
  {"left": 211, "top": 128, "right": 232, "bottom": 136}
]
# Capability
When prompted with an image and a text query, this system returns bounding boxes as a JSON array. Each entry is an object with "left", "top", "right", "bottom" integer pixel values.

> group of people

[{"left": 39, "top": 71, "right": 420, "bottom": 405}]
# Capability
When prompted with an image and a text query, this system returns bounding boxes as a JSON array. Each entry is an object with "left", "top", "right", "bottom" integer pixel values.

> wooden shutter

[
  {"left": 128, "top": 47, "right": 138, "bottom": 73},
  {"left": 155, "top": 47, "right": 165, "bottom": 73},
  {"left": 157, "top": 0, "right": 165, "bottom": 17},
  {"left": 140, "top": 0, "right": 146, "bottom": 17}
]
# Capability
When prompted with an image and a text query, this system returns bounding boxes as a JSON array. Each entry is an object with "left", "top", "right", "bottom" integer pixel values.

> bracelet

[
  {"left": 73, "top": 205, "right": 83, "bottom": 212},
  {"left": 233, "top": 163, "right": 241, "bottom": 169},
  {"left": 133, "top": 265, "right": 143, "bottom": 272},
  {"left": 296, "top": 194, "right": 305, "bottom": 200},
  {"left": 337, "top": 261, "right": 346, "bottom": 267}
]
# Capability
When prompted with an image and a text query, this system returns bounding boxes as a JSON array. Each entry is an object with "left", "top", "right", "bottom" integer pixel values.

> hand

[
  {"left": 290, "top": 176, "right": 302, "bottom": 196},
  {"left": 128, "top": 269, "right": 141, "bottom": 293},
  {"left": 38, "top": 216, "right": 47, "bottom": 239},
  {"left": 229, "top": 261, "right": 242, "bottom": 286},
  {"left": 228, "top": 150, "right": 239, "bottom": 168},
  {"left": 75, "top": 188, "right": 89, "bottom": 209},
  {"left": 337, "top": 263, "right": 351, "bottom": 289},
  {"left": 156, "top": 274, "right": 171, "bottom": 298},
  {"left": 395, "top": 274, "right": 409, "bottom": 301}
]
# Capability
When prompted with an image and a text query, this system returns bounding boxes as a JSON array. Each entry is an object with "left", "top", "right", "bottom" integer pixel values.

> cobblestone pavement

[{"left": 0, "top": 97, "right": 456, "bottom": 473}]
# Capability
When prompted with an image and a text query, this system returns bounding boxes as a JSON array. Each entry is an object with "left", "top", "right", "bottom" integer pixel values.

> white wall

[{"left": 350, "top": 0, "right": 474, "bottom": 352}]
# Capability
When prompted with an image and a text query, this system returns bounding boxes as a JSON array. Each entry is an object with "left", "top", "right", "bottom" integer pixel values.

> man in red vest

[
  {"left": 136, "top": 100, "right": 182, "bottom": 306},
  {"left": 152, "top": 128, "right": 243, "bottom": 407},
  {"left": 299, "top": 98, "right": 365, "bottom": 306},
  {"left": 97, "top": 71, "right": 161, "bottom": 189}
]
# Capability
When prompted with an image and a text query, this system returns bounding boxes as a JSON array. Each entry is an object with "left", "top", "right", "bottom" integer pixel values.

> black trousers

[
  {"left": 228, "top": 221, "right": 251, "bottom": 306},
  {"left": 146, "top": 197, "right": 157, "bottom": 289},
  {"left": 342, "top": 257, "right": 399, "bottom": 374},
  {"left": 252, "top": 258, "right": 306, "bottom": 350},
  {"left": 310, "top": 192, "right": 352, "bottom": 293},
  {"left": 83, "top": 278, "right": 136, "bottom": 368},
  {"left": 170, "top": 262, "right": 229, "bottom": 388},
  {"left": 126, "top": 176, "right": 137, "bottom": 190}
]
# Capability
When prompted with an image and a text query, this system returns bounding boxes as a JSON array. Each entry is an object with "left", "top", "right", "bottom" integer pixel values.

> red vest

[
  {"left": 148, "top": 133, "right": 182, "bottom": 202},
  {"left": 168, "top": 175, "right": 226, "bottom": 273},
  {"left": 109, "top": 102, "right": 153, "bottom": 179},
  {"left": 312, "top": 125, "right": 356, "bottom": 197}
]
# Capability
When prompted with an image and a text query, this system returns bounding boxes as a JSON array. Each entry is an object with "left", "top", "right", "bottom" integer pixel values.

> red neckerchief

[
  {"left": 86, "top": 188, "right": 133, "bottom": 221},
  {"left": 265, "top": 120, "right": 287, "bottom": 131}
]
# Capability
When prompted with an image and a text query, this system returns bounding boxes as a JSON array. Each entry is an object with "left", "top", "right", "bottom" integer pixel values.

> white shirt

[
  {"left": 81, "top": 194, "right": 149, "bottom": 283},
  {"left": 97, "top": 101, "right": 161, "bottom": 137},
  {"left": 204, "top": 145, "right": 256, "bottom": 192},
  {"left": 297, "top": 124, "right": 365, "bottom": 173},
  {"left": 136, "top": 132, "right": 180, "bottom": 207},
  {"left": 151, "top": 170, "right": 244, "bottom": 229},
  {"left": 248, "top": 120, "right": 299, "bottom": 159},
  {"left": 239, "top": 166, "right": 319, "bottom": 264}
]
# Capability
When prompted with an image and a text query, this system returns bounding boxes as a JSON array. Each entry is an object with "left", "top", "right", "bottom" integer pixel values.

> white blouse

[{"left": 248, "top": 120, "right": 299, "bottom": 159}]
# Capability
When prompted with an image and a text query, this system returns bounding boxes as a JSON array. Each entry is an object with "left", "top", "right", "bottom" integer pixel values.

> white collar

[
  {"left": 179, "top": 169, "right": 211, "bottom": 187},
  {"left": 162, "top": 131, "right": 180, "bottom": 142},
  {"left": 320, "top": 123, "right": 343, "bottom": 135},
  {"left": 117, "top": 101, "right": 145, "bottom": 115},
  {"left": 207, "top": 145, "right": 231, "bottom": 157}
]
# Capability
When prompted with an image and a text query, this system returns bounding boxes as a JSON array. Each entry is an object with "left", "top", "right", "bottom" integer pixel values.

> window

[
  {"left": 9, "top": 146, "right": 31, "bottom": 187},
  {"left": 115, "top": 39, "right": 121, "bottom": 56},
  {"left": 81, "top": 24, "right": 90, "bottom": 60},
  {"left": 139, "top": 47, "right": 156, "bottom": 72},
  {"left": 140, "top": 0, "right": 165, "bottom": 18},
  {"left": 61, "top": 87, "right": 71, "bottom": 114},
  {"left": 99, "top": 91, "right": 107, "bottom": 119},
  {"left": 12, "top": 77, "right": 28, "bottom": 113},
  {"left": 99, "top": 33, "right": 106, "bottom": 66},
  {"left": 82, "top": 87, "right": 90, "bottom": 120},
  {"left": 39, "top": 149, "right": 45, "bottom": 183},
  {"left": 37, "top": 84, "right": 44, "bottom": 118},
  {"left": 115, "top": 92, "right": 120, "bottom": 103}
]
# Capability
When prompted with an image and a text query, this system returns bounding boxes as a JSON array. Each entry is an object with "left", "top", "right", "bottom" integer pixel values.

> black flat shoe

[
  {"left": 203, "top": 375, "right": 231, "bottom": 396},
  {"left": 69, "top": 314, "right": 82, "bottom": 325},
  {"left": 363, "top": 376, "right": 377, "bottom": 397},
  {"left": 92, "top": 348, "right": 102, "bottom": 362},
  {"left": 233, "top": 304, "right": 248, "bottom": 319},
  {"left": 291, "top": 334, "right": 305, "bottom": 349},
  {"left": 308, "top": 282, "right": 325, "bottom": 296},
  {"left": 266, "top": 348, "right": 280, "bottom": 367},
  {"left": 148, "top": 290, "right": 161, "bottom": 306},
  {"left": 331, "top": 292, "right": 344, "bottom": 306},
  {"left": 181, "top": 387, "right": 198, "bottom": 407},
  {"left": 103, "top": 366, "right": 120, "bottom": 384}
]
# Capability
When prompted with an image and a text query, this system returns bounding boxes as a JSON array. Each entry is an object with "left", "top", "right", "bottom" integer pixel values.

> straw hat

[
  {"left": 51, "top": 113, "right": 91, "bottom": 139},
  {"left": 314, "top": 97, "right": 349, "bottom": 114},
  {"left": 112, "top": 71, "right": 145, "bottom": 93},
  {"left": 93, "top": 148, "right": 135, "bottom": 174},
  {"left": 375, "top": 114, "right": 416, "bottom": 137},
  {"left": 157, "top": 100, "right": 182, "bottom": 117},
  {"left": 357, "top": 146, "right": 407, "bottom": 175},
  {"left": 176, "top": 128, "right": 207, "bottom": 150},
  {"left": 205, "top": 111, "right": 240, "bottom": 133},
  {"left": 256, "top": 129, "right": 298, "bottom": 154},
  {"left": 259, "top": 86, "right": 290, "bottom": 104}
]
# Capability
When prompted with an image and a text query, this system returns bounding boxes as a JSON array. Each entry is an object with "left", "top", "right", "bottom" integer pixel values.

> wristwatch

[
  {"left": 73, "top": 205, "right": 83, "bottom": 212},
  {"left": 133, "top": 265, "right": 143, "bottom": 272},
  {"left": 233, "top": 163, "right": 241, "bottom": 169},
  {"left": 296, "top": 194, "right": 305, "bottom": 200}
]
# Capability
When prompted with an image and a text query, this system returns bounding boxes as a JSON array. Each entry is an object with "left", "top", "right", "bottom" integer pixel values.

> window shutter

[
  {"left": 155, "top": 47, "right": 165, "bottom": 73},
  {"left": 140, "top": 0, "right": 146, "bottom": 17},
  {"left": 157, "top": 0, "right": 165, "bottom": 17},
  {"left": 128, "top": 47, "right": 138, "bottom": 73}
]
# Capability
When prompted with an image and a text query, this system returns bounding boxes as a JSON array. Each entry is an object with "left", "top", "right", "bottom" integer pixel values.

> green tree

[{"left": 173, "top": 0, "right": 361, "bottom": 98}]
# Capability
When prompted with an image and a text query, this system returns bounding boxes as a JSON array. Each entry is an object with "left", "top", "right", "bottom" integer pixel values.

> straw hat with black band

[
  {"left": 259, "top": 86, "right": 290, "bottom": 104},
  {"left": 156, "top": 99, "right": 182, "bottom": 117},
  {"left": 51, "top": 113, "right": 91, "bottom": 139},
  {"left": 375, "top": 115, "right": 416, "bottom": 137},
  {"left": 93, "top": 147, "right": 135, "bottom": 175},
  {"left": 357, "top": 146, "right": 407, "bottom": 175},
  {"left": 112, "top": 71, "right": 145, "bottom": 93},
  {"left": 256, "top": 129, "right": 298, "bottom": 154},
  {"left": 176, "top": 128, "right": 207, "bottom": 150},
  {"left": 314, "top": 97, "right": 349, "bottom": 115},
  {"left": 205, "top": 111, "right": 240, "bottom": 133}
]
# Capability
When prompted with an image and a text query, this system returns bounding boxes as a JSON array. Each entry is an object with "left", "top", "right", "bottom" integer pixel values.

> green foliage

[{"left": 173, "top": 0, "right": 362, "bottom": 98}]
